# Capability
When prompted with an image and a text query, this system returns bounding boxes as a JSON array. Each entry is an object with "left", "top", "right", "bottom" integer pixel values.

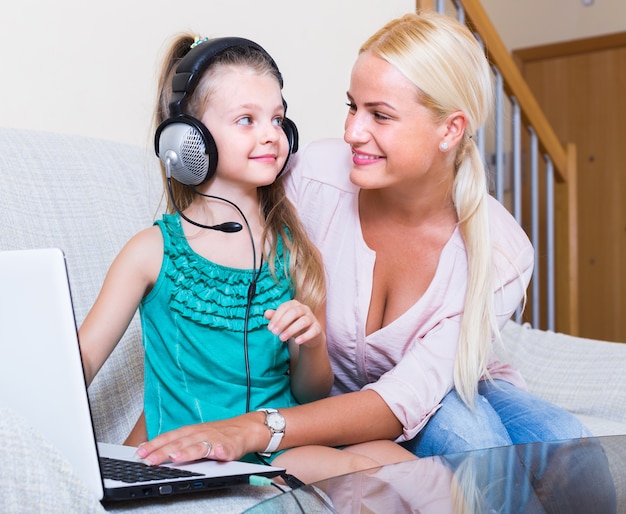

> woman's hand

[
  {"left": 265, "top": 299, "right": 324, "bottom": 348},
  {"left": 134, "top": 412, "right": 267, "bottom": 465}
]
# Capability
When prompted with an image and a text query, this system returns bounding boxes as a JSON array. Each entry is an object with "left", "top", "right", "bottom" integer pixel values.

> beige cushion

[
  {"left": 0, "top": 406, "right": 105, "bottom": 513},
  {"left": 0, "top": 127, "right": 164, "bottom": 443},
  {"left": 500, "top": 320, "right": 626, "bottom": 433}
]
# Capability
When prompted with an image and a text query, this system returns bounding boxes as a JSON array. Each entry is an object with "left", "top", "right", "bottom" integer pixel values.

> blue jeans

[
  {"left": 401, "top": 379, "right": 590, "bottom": 457},
  {"left": 401, "top": 381, "right": 616, "bottom": 513}
]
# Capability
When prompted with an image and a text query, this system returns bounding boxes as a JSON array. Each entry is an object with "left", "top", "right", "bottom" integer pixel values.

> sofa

[{"left": 0, "top": 127, "right": 625, "bottom": 513}]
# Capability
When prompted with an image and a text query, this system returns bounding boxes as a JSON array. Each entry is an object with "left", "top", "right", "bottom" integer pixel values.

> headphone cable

[
  {"left": 192, "top": 187, "right": 260, "bottom": 413},
  {"left": 165, "top": 175, "right": 242, "bottom": 233},
  {"left": 163, "top": 165, "right": 259, "bottom": 414}
]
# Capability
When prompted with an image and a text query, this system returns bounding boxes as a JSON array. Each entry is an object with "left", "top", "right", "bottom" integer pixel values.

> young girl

[{"left": 78, "top": 34, "right": 414, "bottom": 484}]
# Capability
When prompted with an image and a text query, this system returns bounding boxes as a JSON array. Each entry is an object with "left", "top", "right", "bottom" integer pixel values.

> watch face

[{"left": 266, "top": 411, "right": 286, "bottom": 431}]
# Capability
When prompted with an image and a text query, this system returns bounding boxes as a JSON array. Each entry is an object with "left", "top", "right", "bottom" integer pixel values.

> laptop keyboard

[{"left": 100, "top": 457, "right": 204, "bottom": 483}]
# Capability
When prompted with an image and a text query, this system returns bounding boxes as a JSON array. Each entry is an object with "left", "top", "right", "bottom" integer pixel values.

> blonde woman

[{"left": 136, "top": 11, "right": 588, "bottom": 466}]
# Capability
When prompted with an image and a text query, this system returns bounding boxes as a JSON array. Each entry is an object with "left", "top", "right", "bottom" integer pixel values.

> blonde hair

[
  {"left": 154, "top": 34, "right": 325, "bottom": 311},
  {"left": 360, "top": 12, "right": 497, "bottom": 406}
]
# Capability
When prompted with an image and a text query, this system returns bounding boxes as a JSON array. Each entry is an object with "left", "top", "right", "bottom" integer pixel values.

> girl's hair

[
  {"left": 154, "top": 34, "right": 325, "bottom": 311},
  {"left": 360, "top": 12, "right": 499, "bottom": 406}
]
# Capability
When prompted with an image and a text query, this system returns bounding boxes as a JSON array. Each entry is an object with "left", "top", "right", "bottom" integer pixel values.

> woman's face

[{"left": 344, "top": 51, "right": 448, "bottom": 191}]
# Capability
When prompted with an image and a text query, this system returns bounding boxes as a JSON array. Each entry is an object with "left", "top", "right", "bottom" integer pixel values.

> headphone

[{"left": 154, "top": 36, "right": 299, "bottom": 186}]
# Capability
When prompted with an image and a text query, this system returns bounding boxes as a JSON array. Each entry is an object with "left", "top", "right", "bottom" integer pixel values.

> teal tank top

[{"left": 140, "top": 213, "right": 299, "bottom": 443}]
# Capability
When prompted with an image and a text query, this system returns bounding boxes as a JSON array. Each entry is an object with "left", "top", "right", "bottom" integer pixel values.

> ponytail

[{"left": 453, "top": 135, "right": 498, "bottom": 405}]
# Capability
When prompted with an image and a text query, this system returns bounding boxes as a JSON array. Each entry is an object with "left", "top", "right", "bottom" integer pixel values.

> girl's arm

[
  {"left": 79, "top": 226, "right": 162, "bottom": 385},
  {"left": 125, "top": 411, "right": 148, "bottom": 446},
  {"left": 266, "top": 300, "right": 332, "bottom": 403}
]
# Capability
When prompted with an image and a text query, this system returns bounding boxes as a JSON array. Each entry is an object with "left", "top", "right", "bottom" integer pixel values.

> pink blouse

[{"left": 285, "top": 138, "right": 534, "bottom": 441}]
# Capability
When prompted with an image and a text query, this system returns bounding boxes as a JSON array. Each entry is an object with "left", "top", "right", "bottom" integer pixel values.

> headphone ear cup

[
  {"left": 282, "top": 117, "right": 299, "bottom": 155},
  {"left": 154, "top": 117, "right": 218, "bottom": 186},
  {"left": 276, "top": 117, "right": 299, "bottom": 179}
]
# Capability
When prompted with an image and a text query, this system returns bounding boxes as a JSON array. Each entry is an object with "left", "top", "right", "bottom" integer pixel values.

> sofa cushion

[
  {"left": 0, "top": 127, "right": 164, "bottom": 443},
  {"left": 500, "top": 321, "right": 626, "bottom": 435},
  {"left": 0, "top": 406, "right": 105, "bottom": 514}
]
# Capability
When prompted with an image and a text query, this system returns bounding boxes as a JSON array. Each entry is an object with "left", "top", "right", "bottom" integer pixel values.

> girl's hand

[
  {"left": 265, "top": 300, "right": 324, "bottom": 348},
  {"left": 267, "top": 299, "right": 331, "bottom": 404}
]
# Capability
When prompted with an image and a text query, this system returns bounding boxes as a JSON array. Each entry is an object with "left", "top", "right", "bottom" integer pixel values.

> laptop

[{"left": 0, "top": 247, "right": 284, "bottom": 502}]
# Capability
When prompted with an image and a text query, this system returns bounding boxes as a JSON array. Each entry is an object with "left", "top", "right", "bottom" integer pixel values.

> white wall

[
  {"left": 0, "top": 0, "right": 414, "bottom": 148},
  {"left": 3, "top": 1, "right": 623, "bottom": 149},
  {"left": 481, "top": 0, "right": 626, "bottom": 51}
]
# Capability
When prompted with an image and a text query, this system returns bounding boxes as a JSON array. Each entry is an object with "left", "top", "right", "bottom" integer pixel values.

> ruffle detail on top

[{"left": 159, "top": 214, "right": 293, "bottom": 332}]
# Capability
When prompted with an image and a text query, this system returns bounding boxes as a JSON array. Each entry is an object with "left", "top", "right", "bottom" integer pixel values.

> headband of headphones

[{"left": 168, "top": 36, "right": 285, "bottom": 118}]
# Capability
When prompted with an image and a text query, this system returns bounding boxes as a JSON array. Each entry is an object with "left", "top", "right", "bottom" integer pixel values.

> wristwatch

[{"left": 257, "top": 408, "right": 286, "bottom": 456}]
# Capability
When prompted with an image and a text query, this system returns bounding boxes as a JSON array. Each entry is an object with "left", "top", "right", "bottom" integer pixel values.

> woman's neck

[{"left": 359, "top": 178, "right": 456, "bottom": 230}]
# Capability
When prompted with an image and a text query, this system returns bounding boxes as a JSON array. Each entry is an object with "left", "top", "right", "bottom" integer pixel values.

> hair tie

[{"left": 190, "top": 36, "right": 209, "bottom": 49}]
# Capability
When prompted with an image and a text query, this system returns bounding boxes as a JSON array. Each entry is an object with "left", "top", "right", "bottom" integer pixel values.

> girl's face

[
  {"left": 344, "top": 51, "right": 449, "bottom": 191},
  {"left": 199, "top": 66, "right": 289, "bottom": 190}
]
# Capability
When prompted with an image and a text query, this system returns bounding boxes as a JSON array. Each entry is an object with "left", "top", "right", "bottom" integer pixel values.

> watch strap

[
  {"left": 257, "top": 408, "right": 284, "bottom": 457},
  {"left": 263, "top": 429, "right": 283, "bottom": 455}
]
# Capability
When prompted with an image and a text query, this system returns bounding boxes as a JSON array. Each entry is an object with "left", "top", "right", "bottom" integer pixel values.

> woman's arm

[
  {"left": 135, "top": 388, "right": 402, "bottom": 465},
  {"left": 78, "top": 226, "right": 162, "bottom": 385}
]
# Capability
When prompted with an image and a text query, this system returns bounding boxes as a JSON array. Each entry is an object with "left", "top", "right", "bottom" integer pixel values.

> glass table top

[{"left": 245, "top": 435, "right": 625, "bottom": 513}]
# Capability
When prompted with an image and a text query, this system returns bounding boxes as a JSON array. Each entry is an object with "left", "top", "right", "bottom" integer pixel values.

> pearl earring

[{"left": 439, "top": 141, "right": 449, "bottom": 151}]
